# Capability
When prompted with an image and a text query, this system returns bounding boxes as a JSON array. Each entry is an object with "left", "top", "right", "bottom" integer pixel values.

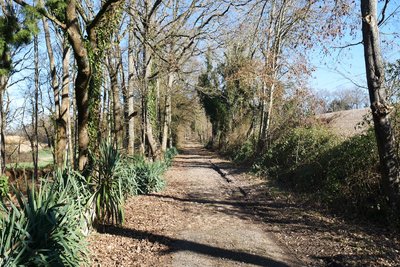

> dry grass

[{"left": 316, "top": 108, "right": 371, "bottom": 137}]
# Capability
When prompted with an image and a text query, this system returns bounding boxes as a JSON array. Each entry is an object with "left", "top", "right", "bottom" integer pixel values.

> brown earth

[{"left": 88, "top": 143, "right": 399, "bottom": 267}]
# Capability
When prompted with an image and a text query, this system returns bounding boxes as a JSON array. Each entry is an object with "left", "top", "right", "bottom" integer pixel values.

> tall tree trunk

[
  {"left": 143, "top": 54, "right": 161, "bottom": 160},
  {"left": 127, "top": 8, "right": 136, "bottom": 154},
  {"left": 0, "top": 83, "right": 5, "bottom": 175},
  {"left": 42, "top": 16, "right": 64, "bottom": 167},
  {"left": 109, "top": 53, "right": 123, "bottom": 147},
  {"left": 61, "top": 40, "right": 72, "bottom": 167},
  {"left": 361, "top": 0, "right": 400, "bottom": 211},
  {"left": 66, "top": 1, "right": 91, "bottom": 171},
  {"left": 161, "top": 72, "right": 174, "bottom": 152},
  {"left": 33, "top": 35, "right": 39, "bottom": 179}
]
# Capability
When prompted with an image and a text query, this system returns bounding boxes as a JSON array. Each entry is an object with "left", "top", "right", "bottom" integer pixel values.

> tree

[
  {"left": 13, "top": 0, "right": 124, "bottom": 172},
  {"left": 0, "top": 0, "right": 37, "bottom": 174},
  {"left": 361, "top": 0, "right": 400, "bottom": 211}
]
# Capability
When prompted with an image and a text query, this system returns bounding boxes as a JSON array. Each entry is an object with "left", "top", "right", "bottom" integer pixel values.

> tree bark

[
  {"left": 65, "top": 1, "right": 91, "bottom": 171},
  {"left": 127, "top": 7, "right": 136, "bottom": 154},
  {"left": 33, "top": 34, "right": 39, "bottom": 179},
  {"left": 109, "top": 52, "right": 123, "bottom": 147},
  {"left": 161, "top": 72, "right": 174, "bottom": 152},
  {"left": 0, "top": 84, "right": 6, "bottom": 175},
  {"left": 42, "top": 16, "right": 66, "bottom": 168},
  {"left": 61, "top": 40, "right": 72, "bottom": 167},
  {"left": 361, "top": 0, "right": 400, "bottom": 211}
]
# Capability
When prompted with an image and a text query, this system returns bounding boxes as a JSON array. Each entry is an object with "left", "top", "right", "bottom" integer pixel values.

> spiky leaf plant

[
  {"left": 131, "top": 157, "right": 166, "bottom": 195},
  {"left": 0, "top": 203, "right": 27, "bottom": 266},
  {"left": 12, "top": 176, "right": 89, "bottom": 266},
  {"left": 118, "top": 159, "right": 139, "bottom": 197},
  {"left": 90, "top": 141, "right": 124, "bottom": 226}
]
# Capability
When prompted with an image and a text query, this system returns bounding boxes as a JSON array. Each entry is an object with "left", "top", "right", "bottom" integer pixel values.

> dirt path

[
  {"left": 89, "top": 143, "right": 300, "bottom": 266},
  {"left": 89, "top": 143, "right": 400, "bottom": 266}
]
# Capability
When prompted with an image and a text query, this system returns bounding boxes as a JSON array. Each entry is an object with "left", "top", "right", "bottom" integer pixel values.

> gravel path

[
  {"left": 88, "top": 143, "right": 300, "bottom": 266},
  {"left": 89, "top": 142, "right": 399, "bottom": 266}
]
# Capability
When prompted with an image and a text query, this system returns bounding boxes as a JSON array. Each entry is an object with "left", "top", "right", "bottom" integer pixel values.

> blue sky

[
  {"left": 310, "top": 1, "right": 400, "bottom": 94},
  {"left": 310, "top": 44, "right": 367, "bottom": 92}
]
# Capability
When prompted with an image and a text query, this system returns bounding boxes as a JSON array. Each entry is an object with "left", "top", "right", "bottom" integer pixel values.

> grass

[{"left": 6, "top": 148, "right": 53, "bottom": 169}]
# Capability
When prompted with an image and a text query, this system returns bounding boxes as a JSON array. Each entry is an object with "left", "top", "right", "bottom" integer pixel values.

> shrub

[
  {"left": 0, "top": 203, "right": 27, "bottom": 266},
  {"left": 164, "top": 147, "right": 178, "bottom": 167},
  {"left": 322, "top": 130, "right": 384, "bottom": 218},
  {"left": 129, "top": 156, "right": 166, "bottom": 195},
  {"left": 117, "top": 158, "right": 139, "bottom": 197},
  {"left": 10, "top": 177, "right": 88, "bottom": 266},
  {"left": 232, "top": 140, "right": 254, "bottom": 162},
  {"left": 253, "top": 126, "right": 340, "bottom": 191},
  {"left": 90, "top": 141, "right": 124, "bottom": 226},
  {"left": 254, "top": 126, "right": 389, "bottom": 222},
  {"left": 0, "top": 175, "right": 9, "bottom": 199}
]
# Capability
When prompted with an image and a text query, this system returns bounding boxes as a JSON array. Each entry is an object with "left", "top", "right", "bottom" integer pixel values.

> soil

[{"left": 88, "top": 142, "right": 400, "bottom": 266}]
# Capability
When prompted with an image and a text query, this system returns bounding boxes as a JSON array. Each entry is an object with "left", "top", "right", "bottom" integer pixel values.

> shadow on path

[{"left": 103, "top": 226, "right": 290, "bottom": 267}]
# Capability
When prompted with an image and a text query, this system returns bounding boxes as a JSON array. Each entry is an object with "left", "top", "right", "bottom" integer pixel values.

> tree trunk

[
  {"left": 162, "top": 72, "right": 174, "bottom": 152},
  {"left": 0, "top": 83, "right": 6, "bottom": 175},
  {"left": 33, "top": 35, "right": 39, "bottom": 179},
  {"left": 42, "top": 16, "right": 65, "bottom": 168},
  {"left": 127, "top": 9, "right": 136, "bottom": 154},
  {"left": 109, "top": 53, "right": 123, "bottom": 147},
  {"left": 143, "top": 54, "right": 161, "bottom": 160},
  {"left": 59, "top": 40, "right": 75, "bottom": 166},
  {"left": 61, "top": 40, "right": 72, "bottom": 167},
  {"left": 66, "top": 1, "right": 91, "bottom": 172},
  {"left": 361, "top": 0, "right": 400, "bottom": 211}
]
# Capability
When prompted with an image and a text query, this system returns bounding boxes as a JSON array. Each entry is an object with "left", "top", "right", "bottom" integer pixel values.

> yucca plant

[
  {"left": 133, "top": 158, "right": 166, "bottom": 195},
  {"left": 0, "top": 175, "right": 9, "bottom": 199},
  {"left": 90, "top": 141, "right": 124, "bottom": 226},
  {"left": 118, "top": 159, "right": 139, "bottom": 197},
  {"left": 164, "top": 147, "right": 178, "bottom": 167},
  {"left": 12, "top": 178, "right": 89, "bottom": 266},
  {"left": 0, "top": 203, "right": 27, "bottom": 266}
]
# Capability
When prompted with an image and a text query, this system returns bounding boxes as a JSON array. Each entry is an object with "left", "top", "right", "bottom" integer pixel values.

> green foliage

[
  {"left": 0, "top": 4, "right": 39, "bottom": 75},
  {"left": 231, "top": 140, "right": 254, "bottom": 162},
  {"left": 254, "top": 126, "right": 389, "bottom": 221},
  {"left": 45, "top": 0, "right": 67, "bottom": 22},
  {"left": 0, "top": 175, "right": 9, "bottom": 199},
  {"left": 198, "top": 47, "right": 254, "bottom": 148},
  {"left": 253, "top": 126, "right": 339, "bottom": 188},
  {"left": 117, "top": 158, "right": 139, "bottom": 197},
  {"left": 1, "top": 174, "right": 89, "bottom": 266},
  {"left": 0, "top": 203, "right": 27, "bottom": 266},
  {"left": 90, "top": 141, "right": 124, "bottom": 226},
  {"left": 164, "top": 147, "right": 178, "bottom": 167},
  {"left": 128, "top": 156, "right": 166, "bottom": 195}
]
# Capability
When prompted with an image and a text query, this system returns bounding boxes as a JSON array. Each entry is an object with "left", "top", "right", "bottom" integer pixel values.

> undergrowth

[{"left": 252, "top": 126, "right": 390, "bottom": 223}]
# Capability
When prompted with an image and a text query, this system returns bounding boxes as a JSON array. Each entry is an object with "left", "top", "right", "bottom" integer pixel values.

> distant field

[
  {"left": 4, "top": 135, "right": 53, "bottom": 169},
  {"left": 316, "top": 108, "right": 371, "bottom": 138}
]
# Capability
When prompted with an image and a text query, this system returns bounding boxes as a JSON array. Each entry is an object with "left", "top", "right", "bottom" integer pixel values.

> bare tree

[{"left": 361, "top": 0, "right": 400, "bottom": 211}]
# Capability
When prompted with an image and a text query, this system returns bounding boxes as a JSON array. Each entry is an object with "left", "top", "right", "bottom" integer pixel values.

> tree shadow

[
  {"left": 164, "top": 144, "right": 400, "bottom": 266},
  {"left": 102, "top": 226, "right": 291, "bottom": 267}
]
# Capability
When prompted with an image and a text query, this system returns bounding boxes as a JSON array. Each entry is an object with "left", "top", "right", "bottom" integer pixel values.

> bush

[
  {"left": 164, "top": 147, "right": 178, "bottom": 167},
  {"left": 253, "top": 126, "right": 340, "bottom": 191},
  {"left": 254, "top": 126, "right": 388, "bottom": 222},
  {"left": 322, "top": 130, "right": 384, "bottom": 218},
  {"left": 0, "top": 175, "right": 9, "bottom": 199},
  {"left": 0, "top": 203, "right": 26, "bottom": 266},
  {"left": 0, "top": 173, "right": 89, "bottom": 266},
  {"left": 128, "top": 156, "right": 166, "bottom": 195},
  {"left": 117, "top": 158, "right": 139, "bottom": 197},
  {"left": 90, "top": 141, "right": 124, "bottom": 226},
  {"left": 231, "top": 140, "right": 254, "bottom": 162}
]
